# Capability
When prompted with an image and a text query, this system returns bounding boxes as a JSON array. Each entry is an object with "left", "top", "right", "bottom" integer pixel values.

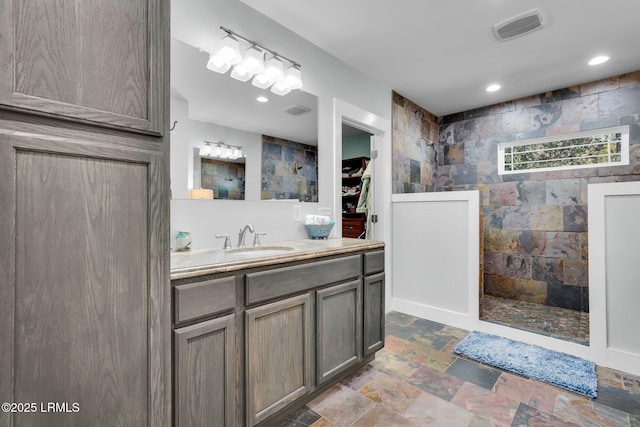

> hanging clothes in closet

[{"left": 356, "top": 161, "right": 372, "bottom": 239}]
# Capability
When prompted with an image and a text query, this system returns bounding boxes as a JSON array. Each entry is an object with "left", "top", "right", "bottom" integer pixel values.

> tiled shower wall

[
  {"left": 201, "top": 158, "right": 245, "bottom": 200},
  {"left": 392, "top": 91, "right": 440, "bottom": 193},
  {"left": 392, "top": 72, "right": 640, "bottom": 312},
  {"left": 261, "top": 135, "right": 318, "bottom": 202}
]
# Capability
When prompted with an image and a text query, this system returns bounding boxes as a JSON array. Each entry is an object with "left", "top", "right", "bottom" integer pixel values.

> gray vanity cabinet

[
  {"left": 0, "top": 0, "right": 170, "bottom": 425},
  {"left": 316, "top": 280, "right": 362, "bottom": 385},
  {"left": 172, "top": 248, "right": 385, "bottom": 426},
  {"left": 174, "top": 314, "right": 236, "bottom": 427},
  {"left": 245, "top": 293, "right": 312, "bottom": 426}
]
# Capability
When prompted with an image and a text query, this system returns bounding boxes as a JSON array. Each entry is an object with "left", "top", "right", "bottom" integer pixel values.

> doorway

[{"left": 341, "top": 124, "right": 373, "bottom": 239}]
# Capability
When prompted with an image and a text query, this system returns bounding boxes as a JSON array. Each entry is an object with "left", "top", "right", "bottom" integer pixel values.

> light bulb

[
  {"left": 200, "top": 144, "right": 211, "bottom": 156},
  {"left": 210, "top": 144, "right": 222, "bottom": 158},
  {"left": 284, "top": 65, "right": 303, "bottom": 90},
  {"left": 206, "top": 54, "right": 231, "bottom": 74},
  {"left": 271, "top": 80, "right": 291, "bottom": 96},
  {"left": 264, "top": 56, "right": 284, "bottom": 81},
  {"left": 230, "top": 64, "right": 253, "bottom": 82},
  {"left": 215, "top": 35, "right": 241, "bottom": 65},
  {"left": 232, "top": 148, "right": 243, "bottom": 159},
  {"left": 240, "top": 46, "right": 265, "bottom": 75},
  {"left": 252, "top": 72, "right": 273, "bottom": 89},
  {"left": 218, "top": 146, "right": 231, "bottom": 159}
]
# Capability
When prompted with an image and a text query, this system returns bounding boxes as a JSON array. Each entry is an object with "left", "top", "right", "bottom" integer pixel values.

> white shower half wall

[
  {"left": 390, "top": 190, "right": 592, "bottom": 360},
  {"left": 589, "top": 181, "right": 640, "bottom": 376},
  {"left": 391, "top": 191, "right": 480, "bottom": 330}
]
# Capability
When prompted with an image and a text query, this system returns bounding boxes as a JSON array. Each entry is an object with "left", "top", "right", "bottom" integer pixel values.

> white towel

[{"left": 304, "top": 214, "right": 331, "bottom": 225}]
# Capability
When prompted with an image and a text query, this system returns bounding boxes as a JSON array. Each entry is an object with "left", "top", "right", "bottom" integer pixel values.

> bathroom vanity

[{"left": 170, "top": 238, "right": 385, "bottom": 426}]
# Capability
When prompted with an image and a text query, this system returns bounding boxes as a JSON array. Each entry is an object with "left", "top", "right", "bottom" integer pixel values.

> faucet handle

[
  {"left": 215, "top": 234, "right": 232, "bottom": 250},
  {"left": 253, "top": 232, "right": 267, "bottom": 247}
]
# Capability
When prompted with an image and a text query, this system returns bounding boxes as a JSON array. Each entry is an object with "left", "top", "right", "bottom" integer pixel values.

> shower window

[{"left": 498, "top": 125, "right": 629, "bottom": 174}]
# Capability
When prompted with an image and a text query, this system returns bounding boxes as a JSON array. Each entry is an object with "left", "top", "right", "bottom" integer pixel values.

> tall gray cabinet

[{"left": 0, "top": 1, "right": 170, "bottom": 426}]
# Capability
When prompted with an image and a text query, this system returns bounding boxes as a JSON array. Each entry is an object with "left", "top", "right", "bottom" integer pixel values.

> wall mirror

[{"left": 170, "top": 38, "right": 318, "bottom": 201}]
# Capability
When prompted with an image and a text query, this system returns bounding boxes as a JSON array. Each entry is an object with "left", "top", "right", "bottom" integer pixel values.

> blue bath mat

[{"left": 454, "top": 331, "right": 597, "bottom": 398}]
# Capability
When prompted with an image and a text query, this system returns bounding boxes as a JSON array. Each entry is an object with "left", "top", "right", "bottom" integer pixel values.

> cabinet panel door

[
  {"left": 175, "top": 315, "right": 235, "bottom": 427},
  {"left": 0, "top": 132, "right": 169, "bottom": 427},
  {"left": 0, "top": 0, "right": 164, "bottom": 133},
  {"left": 245, "top": 294, "right": 312, "bottom": 426},
  {"left": 316, "top": 280, "right": 362, "bottom": 385},
  {"left": 364, "top": 273, "right": 385, "bottom": 355}
]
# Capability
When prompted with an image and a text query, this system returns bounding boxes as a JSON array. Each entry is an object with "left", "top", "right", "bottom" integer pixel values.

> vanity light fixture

[
  {"left": 201, "top": 141, "right": 244, "bottom": 160},
  {"left": 206, "top": 34, "right": 241, "bottom": 73},
  {"left": 588, "top": 55, "right": 609, "bottom": 66},
  {"left": 207, "top": 26, "right": 303, "bottom": 95}
]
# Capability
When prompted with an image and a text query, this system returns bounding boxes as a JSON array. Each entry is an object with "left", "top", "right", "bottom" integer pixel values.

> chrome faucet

[
  {"left": 215, "top": 234, "right": 232, "bottom": 250},
  {"left": 237, "top": 224, "right": 255, "bottom": 248}
]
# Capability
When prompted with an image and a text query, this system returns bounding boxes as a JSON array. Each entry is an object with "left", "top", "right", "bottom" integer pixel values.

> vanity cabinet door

[
  {"left": 0, "top": 133, "right": 169, "bottom": 427},
  {"left": 363, "top": 272, "right": 385, "bottom": 355},
  {"left": 0, "top": 0, "right": 165, "bottom": 134},
  {"left": 316, "top": 280, "right": 362, "bottom": 385},
  {"left": 174, "top": 314, "right": 235, "bottom": 427},
  {"left": 245, "top": 294, "right": 312, "bottom": 426}
]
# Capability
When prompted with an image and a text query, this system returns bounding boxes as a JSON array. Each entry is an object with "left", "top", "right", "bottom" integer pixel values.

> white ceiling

[{"left": 240, "top": 0, "right": 640, "bottom": 117}]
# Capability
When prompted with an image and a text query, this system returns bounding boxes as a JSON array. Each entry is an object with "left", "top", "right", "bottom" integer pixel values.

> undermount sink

[{"left": 227, "top": 246, "right": 295, "bottom": 256}]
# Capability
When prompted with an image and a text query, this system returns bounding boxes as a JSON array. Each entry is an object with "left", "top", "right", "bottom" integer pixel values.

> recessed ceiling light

[
  {"left": 588, "top": 55, "right": 609, "bottom": 66},
  {"left": 486, "top": 84, "right": 501, "bottom": 92},
  {"left": 256, "top": 96, "right": 269, "bottom": 103}
]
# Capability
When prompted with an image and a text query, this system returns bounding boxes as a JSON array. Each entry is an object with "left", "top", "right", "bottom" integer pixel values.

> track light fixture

[{"left": 206, "top": 26, "right": 303, "bottom": 95}]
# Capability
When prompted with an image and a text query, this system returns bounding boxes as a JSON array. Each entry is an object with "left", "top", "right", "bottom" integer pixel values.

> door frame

[{"left": 333, "top": 98, "right": 392, "bottom": 311}]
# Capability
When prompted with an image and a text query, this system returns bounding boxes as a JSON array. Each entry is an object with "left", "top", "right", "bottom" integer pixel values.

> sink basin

[
  {"left": 226, "top": 246, "right": 295, "bottom": 256},
  {"left": 170, "top": 245, "right": 297, "bottom": 271}
]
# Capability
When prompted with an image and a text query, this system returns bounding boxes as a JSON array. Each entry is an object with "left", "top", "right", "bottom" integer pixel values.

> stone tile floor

[
  {"left": 480, "top": 295, "right": 590, "bottom": 345},
  {"left": 268, "top": 311, "right": 640, "bottom": 427}
]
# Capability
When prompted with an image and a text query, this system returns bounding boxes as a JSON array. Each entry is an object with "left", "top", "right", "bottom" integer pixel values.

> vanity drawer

[
  {"left": 246, "top": 255, "right": 362, "bottom": 304},
  {"left": 174, "top": 276, "right": 236, "bottom": 324},
  {"left": 364, "top": 250, "right": 385, "bottom": 275}
]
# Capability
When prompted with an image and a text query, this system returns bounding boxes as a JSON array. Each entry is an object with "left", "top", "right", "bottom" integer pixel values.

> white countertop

[{"left": 170, "top": 238, "right": 384, "bottom": 280}]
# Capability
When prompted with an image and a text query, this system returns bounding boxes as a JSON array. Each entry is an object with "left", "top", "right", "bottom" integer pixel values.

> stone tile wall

[
  {"left": 201, "top": 158, "right": 245, "bottom": 200},
  {"left": 392, "top": 71, "right": 640, "bottom": 312},
  {"left": 261, "top": 135, "right": 318, "bottom": 202},
  {"left": 392, "top": 91, "right": 440, "bottom": 193}
]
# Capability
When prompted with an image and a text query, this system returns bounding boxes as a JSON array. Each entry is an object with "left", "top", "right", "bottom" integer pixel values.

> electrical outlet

[{"left": 293, "top": 205, "right": 302, "bottom": 222}]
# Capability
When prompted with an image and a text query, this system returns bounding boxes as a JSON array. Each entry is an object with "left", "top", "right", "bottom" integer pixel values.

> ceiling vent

[
  {"left": 283, "top": 104, "right": 311, "bottom": 116},
  {"left": 493, "top": 9, "right": 543, "bottom": 42}
]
